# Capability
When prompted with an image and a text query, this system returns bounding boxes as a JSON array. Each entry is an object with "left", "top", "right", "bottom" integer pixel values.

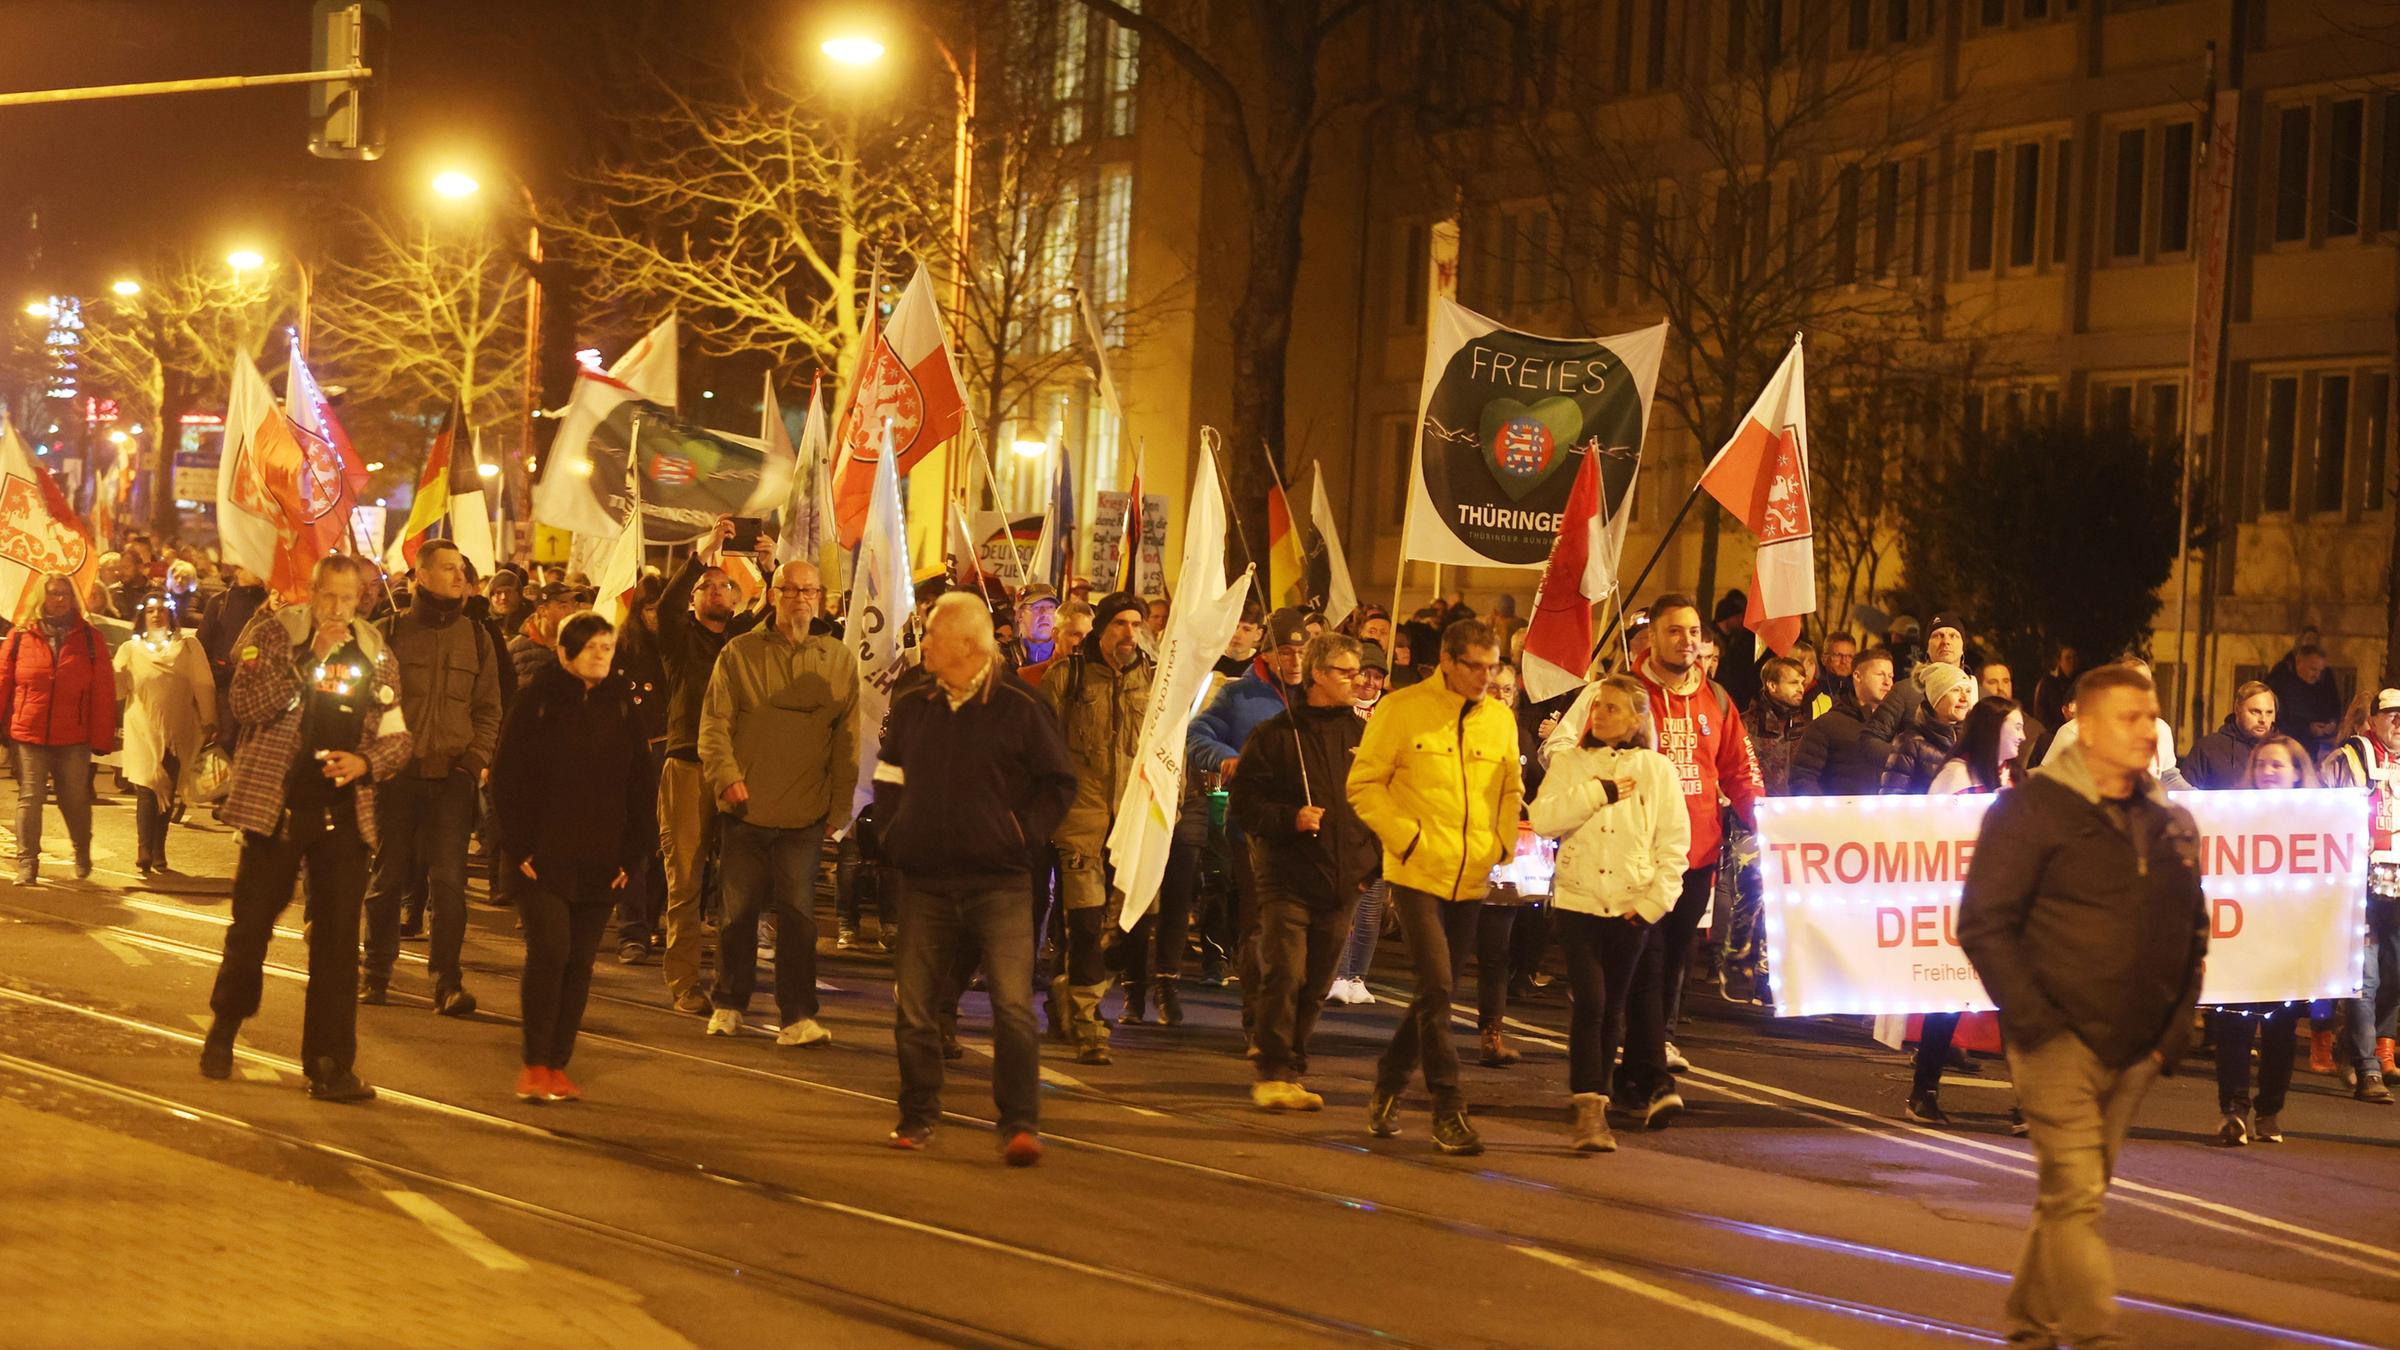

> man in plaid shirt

[{"left": 198, "top": 555, "right": 412, "bottom": 1103}]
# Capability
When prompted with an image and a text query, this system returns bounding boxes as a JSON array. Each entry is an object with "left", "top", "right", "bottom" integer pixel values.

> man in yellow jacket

[{"left": 1346, "top": 618, "right": 1523, "bottom": 1155}]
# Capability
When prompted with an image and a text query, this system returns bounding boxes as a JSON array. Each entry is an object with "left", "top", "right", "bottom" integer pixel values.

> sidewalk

[{"left": 0, "top": 1098, "right": 691, "bottom": 1350}]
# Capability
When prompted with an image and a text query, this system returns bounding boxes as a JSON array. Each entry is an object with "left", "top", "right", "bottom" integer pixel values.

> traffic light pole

[{"left": 0, "top": 66, "right": 370, "bottom": 108}]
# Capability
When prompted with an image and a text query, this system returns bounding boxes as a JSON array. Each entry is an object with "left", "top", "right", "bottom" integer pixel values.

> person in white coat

[
  {"left": 115, "top": 592, "right": 217, "bottom": 876},
  {"left": 1527, "top": 674, "right": 1689, "bottom": 1152}
]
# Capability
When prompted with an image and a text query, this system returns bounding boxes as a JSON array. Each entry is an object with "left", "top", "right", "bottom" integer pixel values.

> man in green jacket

[
  {"left": 698, "top": 559, "right": 859, "bottom": 1047},
  {"left": 1346, "top": 618, "right": 1523, "bottom": 1155}
]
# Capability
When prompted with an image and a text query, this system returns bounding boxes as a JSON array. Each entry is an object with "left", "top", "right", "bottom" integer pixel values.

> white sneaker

[
  {"left": 776, "top": 1018, "right": 832, "bottom": 1048},
  {"left": 1664, "top": 1041, "right": 1690, "bottom": 1072},
  {"left": 1324, "top": 979, "right": 1354, "bottom": 1005},
  {"left": 706, "top": 1009, "right": 742, "bottom": 1037},
  {"left": 1348, "top": 980, "right": 1377, "bottom": 1006}
]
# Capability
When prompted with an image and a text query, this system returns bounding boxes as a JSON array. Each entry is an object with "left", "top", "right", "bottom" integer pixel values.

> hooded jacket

[
  {"left": 1037, "top": 594, "right": 1154, "bottom": 860},
  {"left": 1229, "top": 700, "right": 1379, "bottom": 903},
  {"left": 1189, "top": 658, "right": 1298, "bottom": 774},
  {"left": 1957, "top": 741, "right": 2207, "bottom": 1071},
  {"left": 1528, "top": 738, "right": 1689, "bottom": 922},
  {"left": 1881, "top": 704, "right": 1961, "bottom": 796},
  {"left": 1345, "top": 673, "right": 1523, "bottom": 900},
  {"left": 492, "top": 662, "right": 658, "bottom": 890},
  {"left": 699, "top": 617, "right": 861, "bottom": 832},
  {"left": 0, "top": 597, "right": 116, "bottom": 750},
  {"left": 2185, "top": 713, "right": 2267, "bottom": 790}
]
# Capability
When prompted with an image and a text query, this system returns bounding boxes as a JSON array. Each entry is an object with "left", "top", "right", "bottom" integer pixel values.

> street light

[
  {"left": 1011, "top": 438, "right": 1048, "bottom": 459},
  {"left": 476, "top": 461, "right": 500, "bottom": 479},
  {"left": 431, "top": 169, "right": 481, "bottom": 199},
  {"left": 820, "top": 35, "right": 886, "bottom": 66},
  {"left": 109, "top": 279, "right": 141, "bottom": 297},
  {"left": 226, "top": 249, "right": 266, "bottom": 272},
  {"left": 21, "top": 300, "right": 51, "bottom": 319}
]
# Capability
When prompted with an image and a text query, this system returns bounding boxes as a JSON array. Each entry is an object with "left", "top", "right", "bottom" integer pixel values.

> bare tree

[
  {"left": 78, "top": 251, "right": 289, "bottom": 532},
  {"left": 312, "top": 208, "right": 528, "bottom": 444}
]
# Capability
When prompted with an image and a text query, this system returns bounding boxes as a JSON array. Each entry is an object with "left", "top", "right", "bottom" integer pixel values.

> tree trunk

[{"left": 152, "top": 379, "right": 191, "bottom": 536}]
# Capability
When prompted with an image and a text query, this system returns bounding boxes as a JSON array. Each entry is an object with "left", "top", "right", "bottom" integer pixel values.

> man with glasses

[
  {"left": 1347, "top": 619, "right": 1524, "bottom": 1155},
  {"left": 1231, "top": 634, "right": 1379, "bottom": 1111},
  {"left": 654, "top": 517, "right": 770, "bottom": 1013},
  {"left": 699, "top": 559, "right": 860, "bottom": 1046}
]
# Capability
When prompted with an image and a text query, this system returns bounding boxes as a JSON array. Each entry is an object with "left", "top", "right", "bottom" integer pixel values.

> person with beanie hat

[
  {"left": 1881, "top": 657, "right": 1979, "bottom": 1124},
  {"left": 1037, "top": 590, "right": 1154, "bottom": 1062}
]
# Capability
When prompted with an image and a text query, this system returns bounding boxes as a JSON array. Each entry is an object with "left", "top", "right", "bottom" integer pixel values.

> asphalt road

[{"left": 1, "top": 784, "right": 2394, "bottom": 1348}]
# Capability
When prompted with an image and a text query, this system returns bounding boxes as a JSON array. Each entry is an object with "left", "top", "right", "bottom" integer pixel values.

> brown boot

[
  {"left": 1479, "top": 1027, "right": 1521, "bottom": 1067},
  {"left": 2309, "top": 1028, "right": 2338, "bottom": 1075},
  {"left": 2379, "top": 1037, "right": 2397, "bottom": 1078}
]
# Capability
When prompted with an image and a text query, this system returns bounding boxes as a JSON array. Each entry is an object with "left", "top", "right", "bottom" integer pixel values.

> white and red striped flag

[
  {"left": 1699, "top": 335, "right": 1814, "bottom": 657},
  {"left": 830, "top": 266, "right": 967, "bottom": 547},
  {"left": 1520, "top": 448, "right": 1610, "bottom": 704}
]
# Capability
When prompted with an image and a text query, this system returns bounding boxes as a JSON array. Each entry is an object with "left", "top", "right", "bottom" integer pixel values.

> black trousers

[
  {"left": 1254, "top": 876, "right": 1354, "bottom": 1080},
  {"left": 1447, "top": 903, "right": 1519, "bottom": 1033},
  {"left": 1914, "top": 1012, "right": 1962, "bottom": 1096},
  {"left": 133, "top": 751, "right": 179, "bottom": 864},
  {"left": 1374, "top": 887, "right": 1482, "bottom": 1108},
  {"left": 208, "top": 808, "right": 369, "bottom": 1077},
  {"left": 520, "top": 878, "right": 614, "bottom": 1069},
  {"left": 1124, "top": 836, "right": 1202, "bottom": 991},
  {"left": 1557, "top": 910, "right": 1650, "bottom": 1097},
  {"left": 898, "top": 878, "right": 1041, "bottom": 1136},
  {"left": 1649, "top": 865, "right": 1719, "bottom": 1034},
  {"left": 361, "top": 771, "right": 478, "bottom": 990},
  {"left": 2214, "top": 1004, "right": 2301, "bottom": 1116}
]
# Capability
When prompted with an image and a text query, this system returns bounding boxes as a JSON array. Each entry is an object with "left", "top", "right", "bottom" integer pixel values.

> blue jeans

[
  {"left": 895, "top": 877, "right": 1040, "bottom": 1135},
  {"left": 2345, "top": 895, "right": 2400, "bottom": 1069},
  {"left": 12, "top": 742, "right": 93, "bottom": 865},
  {"left": 1337, "top": 880, "right": 1387, "bottom": 981},
  {"left": 362, "top": 771, "right": 479, "bottom": 989},
  {"left": 712, "top": 816, "right": 826, "bottom": 1022}
]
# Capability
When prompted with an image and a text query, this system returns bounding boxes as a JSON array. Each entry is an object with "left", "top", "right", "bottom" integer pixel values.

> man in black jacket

[
  {"left": 876, "top": 593, "right": 1076, "bottom": 1165},
  {"left": 1959, "top": 663, "right": 2207, "bottom": 1350},
  {"left": 1231, "top": 633, "right": 1379, "bottom": 1111},
  {"left": 1788, "top": 647, "right": 1896, "bottom": 796}
]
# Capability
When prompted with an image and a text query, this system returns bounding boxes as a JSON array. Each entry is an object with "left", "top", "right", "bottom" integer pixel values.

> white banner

[
  {"left": 1758, "top": 788, "right": 2369, "bottom": 1016},
  {"left": 1088, "top": 490, "right": 1167, "bottom": 595}
]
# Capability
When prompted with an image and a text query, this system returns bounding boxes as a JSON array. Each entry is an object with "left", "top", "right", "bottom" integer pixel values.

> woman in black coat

[{"left": 492, "top": 611, "right": 658, "bottom": 1103}]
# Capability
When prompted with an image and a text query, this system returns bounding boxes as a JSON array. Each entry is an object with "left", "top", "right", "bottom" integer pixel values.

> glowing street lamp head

[
  {"left": 21, "top": 300, "right": 52, "bottom": 319},
  {"left": 110, "top": 279, "right": 142, "bottom": 298},
  {"left": 1011, "top": 438, "right": 1049, "bottom": 459},
  {"left": 432, "top": 170, "right": 482, "bottom": 200},
  {"left": 476, "top": 461, "right": 501, "bottom": 479},
  {"left": 226, "top": 249, "right": 266, "bottom": 273},
  {"left": 821, "top": 35, "right": 887, "bottom": 66}
]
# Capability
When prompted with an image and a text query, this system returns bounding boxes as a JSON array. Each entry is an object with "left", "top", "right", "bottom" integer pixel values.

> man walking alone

[
  {"left": 1347, "top": 619, "right": 1523, "bottom": 1155},
  {"left": 699, "top": 560, "right": 859, "bottom": 1046},
  {"left": 1959, "top": 663, "right": 2207, "bottom": 1347}
]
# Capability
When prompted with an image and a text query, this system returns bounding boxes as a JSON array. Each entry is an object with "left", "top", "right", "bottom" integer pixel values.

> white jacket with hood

[{"left": 1527, "top": 738, "right": 1690, "bottom": 922}]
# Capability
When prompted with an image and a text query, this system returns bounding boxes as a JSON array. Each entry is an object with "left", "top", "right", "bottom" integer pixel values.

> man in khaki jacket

[
  {"left": 699, "top": 560, "right": 859, "bottom": 1046},
  {"left": 1037, "top": 591, "right": 1152, "bottom": 1063}
]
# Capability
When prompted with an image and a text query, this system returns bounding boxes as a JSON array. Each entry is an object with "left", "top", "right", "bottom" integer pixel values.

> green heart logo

[{"left": 1478, "top": 395, "right": 1583, "bottom": 501}]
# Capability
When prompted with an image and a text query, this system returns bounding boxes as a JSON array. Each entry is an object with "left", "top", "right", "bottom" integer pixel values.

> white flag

[
  {"left": 1108, "top": 437, "right": 1253, "bottom": 929},
  {"left": 1309, "top": 465, "right": 1359, "bottom": 629},
  {"left": 842, "top": 424, "right": 914, "bottom": 823},
  {"left": 217, "top": 353, "right": 287, "bottom": 584},
  {"left": 449, "top": 427, "right": 498, "bottom": 577},
  {"left": 775, "top": 377, "right": 834, "bottom": 567},
  {"left": 533, "top": 315, "right": 677, "bottom": 538}
]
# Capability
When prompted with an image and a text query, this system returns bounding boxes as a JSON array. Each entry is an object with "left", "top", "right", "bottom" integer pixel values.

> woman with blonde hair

[{"left": 2212, "top": 734, "right": 2320, "bottom": 1145}]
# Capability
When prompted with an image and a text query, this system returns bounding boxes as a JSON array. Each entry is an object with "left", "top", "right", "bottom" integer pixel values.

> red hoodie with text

[{"left": 1630, "top": 647, "right": 1762, "bottom": 871}]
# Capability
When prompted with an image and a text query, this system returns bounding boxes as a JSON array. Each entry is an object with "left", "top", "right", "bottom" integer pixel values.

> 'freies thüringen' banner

[
  {"left": 1758, "top": 789, "right": 2368, "bottom": 1016},
  {"left": 1401, "top": 300, "right": 1666, "bottom": 570}
]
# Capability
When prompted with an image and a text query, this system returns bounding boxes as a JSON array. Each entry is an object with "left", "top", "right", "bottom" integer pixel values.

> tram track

[{"left": 9, "top": 892, "right": 2375, "bottom": 1348}]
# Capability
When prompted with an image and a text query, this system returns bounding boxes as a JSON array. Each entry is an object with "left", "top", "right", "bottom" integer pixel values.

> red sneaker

[
  {"left": 1000, "top": 1131, "right": 1042, "bottom": 1168},
  {"left": 544, "top": 1068, "right": 582, "bottom": 1102},
  {"left": 514, "top": 1065, "right": 548, "bottom": 1103}
]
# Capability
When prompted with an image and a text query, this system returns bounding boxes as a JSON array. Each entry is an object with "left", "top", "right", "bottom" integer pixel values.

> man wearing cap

[
  {"left": 1877, "top": 613, "right": 1974, "bottom": 733},
  {"left": 1010, "top": 584, "right": 1062, "bottom": 667},
  {"left": 2322, "top": 688, "right": 2400, "bottom": 1104},
  {"left": 1189, "top": 604, "right": 1314, "bottom": 1048},
  {"left": 1037, "top": 590, "right": 1154, "bottom": 1062},
  {"left": 508, "top": 582, "right": 587, "bottom": 692}
]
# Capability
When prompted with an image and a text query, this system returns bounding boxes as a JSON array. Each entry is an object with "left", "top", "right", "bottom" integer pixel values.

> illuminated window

[
  {"left": 1038, "top": 193, "right": 1081, "bottom": 353},
  {"left": 1093, "top": 163, "right": 1133, "bottom": 338},
  {"left": 1104, "top": 0, "right": 1140, "bottom": 136},
  {"left": 1051, "top": 3, "right": 1088, "bottom": 145}
]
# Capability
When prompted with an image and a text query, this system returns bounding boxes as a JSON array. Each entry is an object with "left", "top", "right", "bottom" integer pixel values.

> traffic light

[{"left": 309, "top": 1, "right": 389, "bottom": 161}]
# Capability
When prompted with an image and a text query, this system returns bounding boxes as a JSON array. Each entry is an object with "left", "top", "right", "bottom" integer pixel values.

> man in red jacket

[
  {"left": 1547, "top": 591, "right": 1761, "bottom": 1126},
  {"left": 0, "top": 574, "right": 118, "bottom": 884}
]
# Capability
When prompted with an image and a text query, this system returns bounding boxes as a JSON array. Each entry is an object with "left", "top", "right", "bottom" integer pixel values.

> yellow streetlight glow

[
  {"left": 107, "top": 430, "right": 129, "bottom": 445},
  {"left": 110, "top": 279, "right": 142, "bottom": 297},
  {"left": 432, "top": 170, "right": 482, "bottom": 200},
  {"left": 476, "top": 462, "right": 500, "bottom": 479},
  {"left": 1011, "top": 439, "right": 1049, "bottom": 459},
  {"left": 821, "top": 35, "right": 887, "bottom": 66},
  {"left": 21, "top": 300, "right": 52, "bottom": 319},
  {"left": 365, "top": 461, "right": 385, "bottom": 473},
  {"left": 226, "top": 249, "right": 266, "bottom": 272}
]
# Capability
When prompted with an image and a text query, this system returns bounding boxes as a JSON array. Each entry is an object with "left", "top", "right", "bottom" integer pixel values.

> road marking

[
  {"left": 240, "top": 1063, "right": 281, "bottom": 1084},
  {"left": 1517, "top": 1246, "right": 1845, "bottom": 1350},
  {"left": 90, "top": 932, "right": 153, "bottom": 966},
  {"left": 955, "top": 1039, "right": 1168, "bottom": 1115},
  {"left": 378, "top": 1188, "right": 532, "bottom": 1272}
]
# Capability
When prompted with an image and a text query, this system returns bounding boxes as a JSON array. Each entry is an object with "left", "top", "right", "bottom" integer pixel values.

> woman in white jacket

[
  {"left": 114, "top": 592, "right": 216, "bottom": 876},
  {"left": 1527, "top": 674, "right": 1689, "bottom": 1152}
]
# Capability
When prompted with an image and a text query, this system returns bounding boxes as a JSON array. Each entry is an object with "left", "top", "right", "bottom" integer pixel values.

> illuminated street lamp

[
  {"left": 21, "top": 300, "right": 51, "bottom": 319},
  {"left": 820, "top": 35, "right": 886, "bottom": 66},
  {"left": 1011, "top": 438, "right": 1048, "bottom": 459},
  {"left": 226, "top": 249, "right": 266, "bottom": 273},
  {"left": 109, "top": 279, "right": 141, "bottom": 298},
  {"left": 431, "top": 169, "right": 481, "bottom": 199},
  {"left": 431, "top": 161, "right": 545, "bottom": 517}
]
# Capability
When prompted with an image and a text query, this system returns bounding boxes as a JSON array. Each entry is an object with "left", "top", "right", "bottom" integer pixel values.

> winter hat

[
  {"left": 1266, "top": 605, "right": 1313, "bottom": 649},
  {"left": 1358, "top": 640, "right": 1389, "bottom": 674},
  {"left": 1714, "top": 589, "right": 1749, "bottom": 623},
  {"left": 1926, "top": 614, "right": 1966, "bottom": 642},
  {"left": 1920, "top": 661, "right": 1974, "bottom": 715},
  {"left": 1083, "top": 590, "right": 1147, "bottom": 656}
]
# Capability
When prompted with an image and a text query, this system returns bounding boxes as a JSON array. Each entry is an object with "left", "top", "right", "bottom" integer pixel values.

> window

[
  {"left": 2157, "top": 121, "right": 2193, "bottom": 253},
  {"left": 1051, "top": 3, "right": 1089, "bottom": 144},
  {"left": 2024, "top": 0, "right": 2050, "bottom": 15},
  {"left": 2274, "top": 105, "right": 2311, "bottom": 243},
  {"left": 1398, "top": 220, "right": 1430, "bottom": 327},
  {"left": 1092, "top": 164, "right": 1133, "bottom": 334},
  {"left": 1968, "top": 147, "right": 1998, "bottom": 271},
  {"left": 1103, "top": 0, "right": 1140, "bottom": 137},
  {"left": 2260, "top": 375, "right": 2298, "bottom": 513},
  {"left": 2009, "top": 142, "right": 2042, "bottom": 266},
  {"left": 1726, "top": 1, "right": 1748, "bottom": 71},
  {"left": 1646, "top": 0, "right": 1670, "bottom": 88},
  {"left": 2327, "top": 98, "right": 2363, "bottom": 237},
  {"left": 2050, "top": 138, "right": 2072, "bottom": 263},
  {"left": 1037, "top": 194, "right": 1081, "bottom": 353},
  {"left": 1873, "top": 161, "right": 1900, "bottom": 275},
  {"left": 1910, "top": 157, "right": 1931, "bottom": 274},
  {"left": 2111, "top": 128, "right": 2145, "bottom": 258},
  {"left": 1888, "top": 0, "right": 1913, "bottom": 43},
  {"left": 2149, "top": 382, "right": 2182, "bottom": 440},
  {"left": 1833, "top": 164, "right": 1861, "bottom": 284},
  {"left": 1614, "top": 0, "right": 1636, "bottom": 91},
  {"left": 1980, "top": 0, "right": 2005, "bottom": 25},
  {"left": 2099, "top": 384, "right": 2136, "bottom": 430},
  {"left": 2367, "top": 373, "right": 2392, "bottom": 511},
  {"left": 2314, "top": 375, "right": 2350, "bottom": 514},
  {"left": 2381, "top": 95, "right": 2400, "bottom": 232},
  {"left": 1848, "top": 0, "right": 1872, "bottom": 50},
  {"left": 1748, "top": 180, "right": 1773, "bottom": 276}
]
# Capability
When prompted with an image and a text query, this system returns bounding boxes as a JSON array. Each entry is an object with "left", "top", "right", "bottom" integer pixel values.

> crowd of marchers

[{"left": 2, "top": 530, "right": 2392, "bottom": 1166}]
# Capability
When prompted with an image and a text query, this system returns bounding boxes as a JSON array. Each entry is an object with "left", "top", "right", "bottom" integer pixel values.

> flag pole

[{"left": 1589, "top": 478, "right": 1706, "bottom": 663}]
